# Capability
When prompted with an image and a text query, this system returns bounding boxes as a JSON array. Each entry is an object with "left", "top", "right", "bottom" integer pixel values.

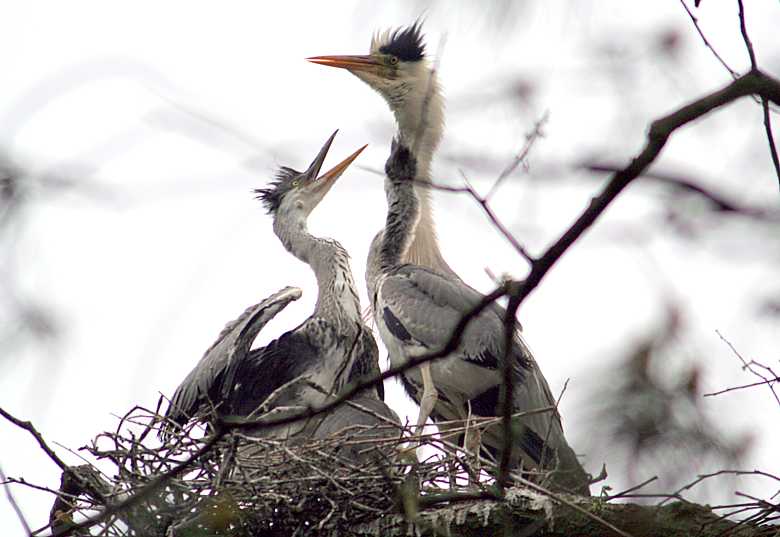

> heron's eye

[
  {"left": 291, "top": 180, "right": 300, "bottom": 187},
  {"left": 388, "top": 55, "right": 399, "bottom": 65}
]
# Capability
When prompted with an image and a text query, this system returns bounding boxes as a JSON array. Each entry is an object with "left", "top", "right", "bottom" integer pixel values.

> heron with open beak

[{"left": 162, "top": 131, "right": 390, "bottom": 442}]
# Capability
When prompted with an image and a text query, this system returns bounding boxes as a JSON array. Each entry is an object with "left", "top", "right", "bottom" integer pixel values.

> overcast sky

[{"left": 2, "top": 1, "right": 780, "bottom": 533}]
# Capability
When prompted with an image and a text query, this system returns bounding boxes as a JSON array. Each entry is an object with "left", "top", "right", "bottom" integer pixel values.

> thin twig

[
  {"left": 0, "top": 407, "right": 70, "bottom": 473},
  {"left": 678, "top": 0, "right": 738, "bottom": 78},
  {"left": 0, "top": 464, "right": 32, "bottom": 536},
  {"left": 762, "top": 98, "right": 780, "bottom": 188},
  {"left": 715, "top": 330, "right": 780, "bottom": 407},
  {"left": 48, "top": 428, "right": 225, "bottom": 537},
  {"left": 540, "top": 378, "right": 569, "bottom": 470},
  {"left": 735, "top": 0, "right": 780, "bottom": 187},
  {"left": 704, "top": 377, "right": 780, "bottom": 398},
  {"left": 486, "top": 112, "right": 548, "bottom": 201},
  {"left": 736, "top": 0, "right": 757, "bottom": 70},
  {"left": 604, "top": 476, "right": 659, "bottom": 500},
  {"left": 456, "top": 169, "right": 534, "bottom": 264},
  {"left": 496, "top": 294, "right": 521, "bottom": 491}
]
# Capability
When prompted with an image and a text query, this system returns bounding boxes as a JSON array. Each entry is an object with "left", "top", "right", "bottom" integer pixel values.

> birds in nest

[{"left": 162, "top": 22, "right": 591, "bottom": 495}]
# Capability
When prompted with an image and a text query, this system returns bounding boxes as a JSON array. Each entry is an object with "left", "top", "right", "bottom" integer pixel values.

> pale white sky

[{"left": 2, "top": 1, "right": 780, "bottom": 533}]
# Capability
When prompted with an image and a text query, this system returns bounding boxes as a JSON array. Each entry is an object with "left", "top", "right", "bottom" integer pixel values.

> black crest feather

[
  {"left": 254, "top": 167, "right": 300, "bottom": 214},
  {"left": 379, "top": 22, "right": 425, "bottom": 62}
]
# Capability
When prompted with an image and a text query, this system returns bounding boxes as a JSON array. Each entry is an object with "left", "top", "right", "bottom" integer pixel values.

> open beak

[
  {"left": 307, "top": 54, "right": 382, "bottom": 74},
  {"left": 303, "top": 131, "right": 367, "bottom": 199}
]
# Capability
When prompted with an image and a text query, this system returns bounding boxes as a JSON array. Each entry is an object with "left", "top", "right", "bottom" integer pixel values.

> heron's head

[
  {"left": 308, "top": 23, "right": 443, "bottom": 162},
  {"left": 307, "top": 23, "right": 434, "bottom": 112},
  {"left": 255, "top": 130, "right": 366, "bottom": 223}
]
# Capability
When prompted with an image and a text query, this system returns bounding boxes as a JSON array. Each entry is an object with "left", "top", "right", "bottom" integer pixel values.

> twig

[
  {"left": 604, "top": 476, "right": 659, "bottom": 500},
  {"left": 507, "top": 471, "right": 637, "bottom": 537},
  {"left": 678, "top": 0, "right": 738, "bottom": 78},
  {"left": 47, "top": 427, "right": 225, "bottom": 537},
  {"left": 735, "top": 0, "right": 780, "bottom": 187},
  {"left": 485, "top": 112, "right": 548, "bottom": 201},
  {"left": 715, "top": 330, "right": 780, "bottom": 407},
  {"left": 661, "top": 469, "right": 780, "bottom": 508},
  {"left": 736, "top": 0, "right": 757, "bottom": 70},
  {"left": 704, "top": 377, "right": 780, "bottom": 398},
  {"left": 0, "top": 407, "right": 70, "bottom": 474},
  {"left": 496, "top": 294, "right": 521, "bottom": 491},
  {"left": 762, "top": 99, "right": 780, "bottom": 188},
  {"left": 0, "top": 464, "right": 32, "bottom": 536},
  {"left": 581, "top": 162, "right": 774, "bottom": 218},
  {"left": 540, "top": 379, "right": 569, "bottom": 470},
  {"left": 511, "top": 70, "right": 780, "bottom": 312},
  {"left": 456, "top": 169, "right": 534, "bottom": 264}
]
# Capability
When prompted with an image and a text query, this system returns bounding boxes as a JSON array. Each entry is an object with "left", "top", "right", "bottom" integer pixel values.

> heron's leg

[
  {"left": 416, "top": 362, "right": 438, "bottom": 438},
  {"left": 466, "top": 428, "right": 483, "bottom": 486},
  {"left": 463, "top": 403, "right": 482, "bottom": 486}
]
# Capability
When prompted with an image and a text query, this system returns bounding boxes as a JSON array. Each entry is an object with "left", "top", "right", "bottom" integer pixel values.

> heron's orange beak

[
  {"left": 309, "top": 144, "right": 368, "bottom": 198},
  {"left": 307, "top": 54, "right": 382, "bottom": 74}
]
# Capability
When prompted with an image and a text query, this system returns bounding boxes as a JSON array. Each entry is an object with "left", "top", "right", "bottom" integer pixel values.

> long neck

[
  {"left": 274, "top": 218, "right": 361, "bottom": 324},
  {"left": 365, "top": 177, "right": 419, "bottom": 308},
  {"left": 390, "top": 69, "right": 456, "bottom": 278},
  {"left": 380, "top": 177, "right": 419, "bottom": 271}
]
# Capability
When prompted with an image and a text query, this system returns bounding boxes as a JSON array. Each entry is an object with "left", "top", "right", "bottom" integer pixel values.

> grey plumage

[
  {"left": 369, "top": 141, "right": 590, "bottom": 494},
  {"left": 161, "top": 286, "right": 302, "bottom": 438},
  {"left": 310, "top": 326, "right": 401, "bottom": 463},
  {"left": 161, "top": 132, "right": 383, "bottom": 442},
  {"left": 313, "top": 23, "right": 589, "bottom": 493}
]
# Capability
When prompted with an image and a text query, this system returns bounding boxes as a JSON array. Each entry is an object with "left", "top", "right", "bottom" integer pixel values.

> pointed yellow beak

[
  {"left": 308, "top": 143, "right": 368, "bottom": 198},
  {"left": 307, "top": 54, "right": 382, "bottom": 74}
]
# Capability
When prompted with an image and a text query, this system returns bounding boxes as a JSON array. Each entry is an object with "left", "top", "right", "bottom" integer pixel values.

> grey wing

[
  {"left": 160, "top": 286, "right": 302, "bottom": 437},
  {"left": 379, "top": 267, "right": 584, "bottom": 482},
  {"left": 379, "top": 265, "right": 507, "bottom": 368}
]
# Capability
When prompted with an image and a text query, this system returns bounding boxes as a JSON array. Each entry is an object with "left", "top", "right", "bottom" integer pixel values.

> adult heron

[
  {"left": 161, "top": 131, "right": 383, "bottom": 441},
  {"left": 309, "top": 25, "right": 590, "bottom": 493}
]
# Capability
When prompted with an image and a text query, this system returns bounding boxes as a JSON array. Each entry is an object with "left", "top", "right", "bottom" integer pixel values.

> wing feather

[{"left": 161, "top": 286, "right": 301, "bottom": 437}]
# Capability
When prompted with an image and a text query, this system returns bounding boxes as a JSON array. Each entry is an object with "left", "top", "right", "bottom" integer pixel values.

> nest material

[{"left": 52, "top": 405, "right": 507, "bottom": 537}]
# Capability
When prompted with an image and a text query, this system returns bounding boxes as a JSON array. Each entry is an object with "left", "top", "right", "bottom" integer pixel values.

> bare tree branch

[
  {"left": 736, "top": 0, "right": 757, "bottom": 70},
  {"left": 0, "top": 408, "right": 72, "bottom": 476},
  {"left": 581, "top": 162, "right": 776, "bottom": 218},
  {"left": 679, "top": 0, "right": 780, "bottom": 187},
  {"left": 512, "top": 70, "right": 780, "bottom": 310},
  {"left": 735, "top": 0, "right": 780, "bottom": 187},
  {"left": 714, "top": 330, "right": 780, "bottom": 407},
  {"left": 761, "top": 99, "right": 780, "bottom": 187}
]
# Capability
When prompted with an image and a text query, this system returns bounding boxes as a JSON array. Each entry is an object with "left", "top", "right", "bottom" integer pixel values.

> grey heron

[
  {"left": 161, "top": 131, "right": 384, "bottom": 441},
  {"left": 309, "top": 25, "right": 591, "bottom": 493}
]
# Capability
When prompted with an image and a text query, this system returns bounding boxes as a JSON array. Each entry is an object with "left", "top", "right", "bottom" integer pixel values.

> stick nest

[{"left": 50, "top": 405, "right": 496, "bottom": 537}]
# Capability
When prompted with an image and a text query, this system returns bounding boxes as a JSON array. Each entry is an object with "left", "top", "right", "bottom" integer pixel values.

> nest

[{"left": 48, "top": 404, "right": 515, "bottom": 537}]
